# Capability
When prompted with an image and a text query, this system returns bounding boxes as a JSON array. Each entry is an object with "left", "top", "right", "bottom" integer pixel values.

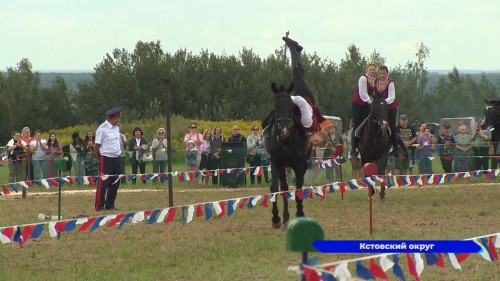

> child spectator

[
  {"left": 62, "top": 144, "right": 73, "bottom": 177},
  {"left": 185, "top": 140, "right": 198, "bottom": 183}
]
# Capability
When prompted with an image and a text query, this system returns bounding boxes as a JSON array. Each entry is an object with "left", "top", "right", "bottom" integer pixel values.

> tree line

[{"left": 1, "top": 40, "right": 499, "bottom": 143}]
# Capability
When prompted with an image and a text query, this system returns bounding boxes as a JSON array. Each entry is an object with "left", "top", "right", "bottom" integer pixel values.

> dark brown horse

[
  {"left": 358, "top": 96, "right": 391, "bottom": 199},
  {"left": 480, "top": 99, "right": 500, "bottom": 150},
  {"left": 263, "top": 82, "right": 308, "bottom": 229}
]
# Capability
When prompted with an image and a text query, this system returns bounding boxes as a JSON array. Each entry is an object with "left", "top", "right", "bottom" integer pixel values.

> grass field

[
  {"left": 1, "top": 155, "right": 500, "bottom": 280},
  {"left": 1, "top": 176, "right": 500, "bottom": 281}
]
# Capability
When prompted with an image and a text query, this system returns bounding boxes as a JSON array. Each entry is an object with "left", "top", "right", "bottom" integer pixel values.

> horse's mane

[{"left": 486, "top": 99, "right": 500, "bottom": 106}]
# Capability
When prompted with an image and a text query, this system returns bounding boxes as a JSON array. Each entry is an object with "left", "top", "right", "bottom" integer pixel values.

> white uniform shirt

[
  {"left": 358, "top": 75, "right": 373, "bottom": 104},
  {"left": 290, "top": 95, "right": 313, "bottom": 128},
  {"left": 95, "top": 120, "right": 121, "bottom": 158}
]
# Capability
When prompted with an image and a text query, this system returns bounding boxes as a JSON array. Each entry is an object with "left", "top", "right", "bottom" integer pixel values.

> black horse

[
  {"left": 358, "top": 96, "right": 391, "bottom": 199},
  {"left": 264, "top": 82, "right": 308, "bottom": 229},
  {"left": 480, "top": 99, "right": 500, "bottom": 151}
]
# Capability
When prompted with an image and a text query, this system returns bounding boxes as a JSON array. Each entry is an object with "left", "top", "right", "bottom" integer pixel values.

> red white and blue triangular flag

[
  {"left": 41, "top": 179, "right": 50, "bottom": 189},
  {"left": 369, "top": 258, "right": 388, "bottom": 279},
  {"left": 165, "top": 208, "right": 177, "bottom": 224},
  {"left": 321, "top": 271, "right": 337, "bottom": 281},
  {"left": 475, "top": 238, "right": 493, "bottom": 262},
  {"left": 1, "top": 227, "right": 14, "bottom": 244},
  {"left": 213, "top": 201, "right": 223, "bottom": 217},
  {"left": 380, "top": 254, "right": 395, "bottom": 272},
  {"left": 108, "top": 214, "right": 125, "bottom": 228},
  {"left": 405, "top": 253, "right": 420, "bottom": 281},
  {"left": 245, "top": 196, "right": 254, "bottom": 209},
  {"left": 156, "top": 208, "right": 169, "bottom": 223},
  {"left": 204, "top": 203, "right": 213, "bottom": 221},
  {"left": 302, "top": 265, "right": 321, "bottom": 281},
  {"left": 18, "top": 181, "right": 29, "bottom": 190},
  {"left": 392, "top": 254, "right": 406, "bottom": 281},
  {"left": 146, "top": 209, "right": 160, "bottom": 224},
  {"left": 447, "top": 253, "right": 462, "bottom": 270},
  {"left": 30, "top": 224, "right": 44, "bottom": 239},
  {"left": 261, "top": 194, "right": 268, "bottom": 208},
  {"left": 414, "top": 253, "right": 424, "bottom": 278},
  {"left": 348, "top": 179, "right": 360, "bottom": 190},
  {"left": 195, "top": 204, "right": 204, "bottom": 218},
  {"left": 355, "top": 260, "right": 375, "bottom": 280},
  {"left": 2, "top": 185, "right": 10, "bottom": 195},
  {"left": 185, "top": 205, "right": 195, "bottom": 223},
  {"left": 9, "top": 183, "right": 19, "bottom": 192},
  {"left": 227, "top": 200, "right": 235, "bottom": 217},
  {"left": 333, "top": 262, "right": 352, "bottom": 280},
  {"left": 251, "top": 195, "right": 262, "bottom": 207},
  {"left": 488, "top": 235, "right": 499, "bottom": 261}
]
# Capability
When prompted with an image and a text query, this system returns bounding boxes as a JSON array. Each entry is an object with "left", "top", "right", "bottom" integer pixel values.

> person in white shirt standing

[
  {"left": 93, "top": 107, "right": 122, "bottom": 211},
  {"left": 29, "top": 130, "right": 49, "bottom": 180}
]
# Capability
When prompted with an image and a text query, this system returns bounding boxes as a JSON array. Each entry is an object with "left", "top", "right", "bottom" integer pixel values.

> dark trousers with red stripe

[{"left": 95, "top": 155, "right": 120, "bottom": 211}]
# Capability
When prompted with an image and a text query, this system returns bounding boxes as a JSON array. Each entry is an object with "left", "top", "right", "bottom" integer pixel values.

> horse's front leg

[
  {"left": 379, "top": 153, "right": 389, "bottom": 201},
  {"left": 270, "top": 164, "right": 282, "bottom": 229},
  {"left": 294, "top": 166, "right": 306, "bottom": 218},
  {"left": 279, "top": 167, "right": 290, "bottom": 226}
]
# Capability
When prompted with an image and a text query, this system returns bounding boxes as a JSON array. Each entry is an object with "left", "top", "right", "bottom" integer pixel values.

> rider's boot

[
  {"left": 282, "top": 37, "right": 303, "bottom": 68},
  {"left": 282, "top": 37, "right": 303, "bottom": 52},
  {"left": 350, "top": 134, "right": 359, "bottom": 158}
]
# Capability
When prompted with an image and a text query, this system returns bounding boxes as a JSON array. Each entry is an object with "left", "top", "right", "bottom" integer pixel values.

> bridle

[
  {"left": 482, "top": 105, "right": 499, "bottom": 128},
  {"left": 369, "top": 100, "right": 388, "bottom": 129},
  {"left": 273, "top": 94, "right": 295, "bottom": 141}
]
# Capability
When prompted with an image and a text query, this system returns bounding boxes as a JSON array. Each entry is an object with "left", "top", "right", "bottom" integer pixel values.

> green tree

[
  {"left": 1, "top": 58, "right": 43, "bottom": 132},
  {"left": 41, "top": 76, "right": 73, "bottom": 129}
]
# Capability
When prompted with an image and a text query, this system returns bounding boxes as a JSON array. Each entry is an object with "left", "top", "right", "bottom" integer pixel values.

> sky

[{"left": 2, "top": 0, "right": 499, "bottom": 72}]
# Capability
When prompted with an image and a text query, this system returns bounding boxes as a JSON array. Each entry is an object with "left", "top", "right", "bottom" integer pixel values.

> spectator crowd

[{"left": 3, "top": 118, "right": 496, "bottom": 188}]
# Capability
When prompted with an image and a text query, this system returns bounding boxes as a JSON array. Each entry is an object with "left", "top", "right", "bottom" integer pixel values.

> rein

[{"left": 272, "top": 116, "right": 297, "bottom": 146}]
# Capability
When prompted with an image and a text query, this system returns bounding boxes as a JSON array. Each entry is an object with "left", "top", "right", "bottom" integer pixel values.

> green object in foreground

[
  {"left": 55, "top": 158, "right": 67, "bottom": 172},
  {"left": 286, "top": 217, "right": 324, "bottom": 252}
]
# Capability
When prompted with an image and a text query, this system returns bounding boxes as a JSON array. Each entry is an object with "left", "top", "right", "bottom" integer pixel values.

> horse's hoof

[
  {"left": 272, "top": 222, "right": 282, "bottom": 229},
  {"left": 281, "top": 222, "right": 289, "bottom": 231}
]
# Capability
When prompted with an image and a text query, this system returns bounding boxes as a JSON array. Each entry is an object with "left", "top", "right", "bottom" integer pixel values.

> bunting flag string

[
  {"left": 289, "top": 232, "right": 500, "bottom": 281},
  {"left": 1, "top": 158, "right": 500, "bottom": 247},
  {"left": 0, "top": 181, "right": 335, "bottom": 247},
  {"left": 1, "top": 160, "right": 499, "bottom": 197},
  {"left": 0, "top": 174, "right": 499, "bottom": 281}
]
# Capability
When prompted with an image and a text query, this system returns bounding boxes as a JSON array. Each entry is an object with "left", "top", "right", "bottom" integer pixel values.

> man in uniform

[{"left": 93, "top": 107, "right": 122, "bottom": 211}]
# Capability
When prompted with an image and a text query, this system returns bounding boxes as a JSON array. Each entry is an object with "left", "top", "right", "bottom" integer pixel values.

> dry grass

[{"left": 1, "top": 182, "right": 500, "bottom": 281}]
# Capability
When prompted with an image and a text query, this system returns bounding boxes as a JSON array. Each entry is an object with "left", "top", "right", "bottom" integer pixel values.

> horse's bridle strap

[{"left": 275, "top": 118, "right": 293, "bottom": 122}]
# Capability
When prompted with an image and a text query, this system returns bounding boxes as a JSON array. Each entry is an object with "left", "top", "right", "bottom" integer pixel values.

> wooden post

[
  {"left": 162, "top": 79, "right": 174, "bottom": 207},
  {"left": 55, "top": 158, "right": 67, "bottom": 240}
]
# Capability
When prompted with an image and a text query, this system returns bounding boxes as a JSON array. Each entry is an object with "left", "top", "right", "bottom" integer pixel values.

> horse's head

[
  {"left": 480, "top": 99, "right": 500, "bottom": 130},
  {"left": 271, "top": 82, "right": 295, "bottom": 139},
  {"left": 370, "top": 96, "right": 388, "bottom": 129}
]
